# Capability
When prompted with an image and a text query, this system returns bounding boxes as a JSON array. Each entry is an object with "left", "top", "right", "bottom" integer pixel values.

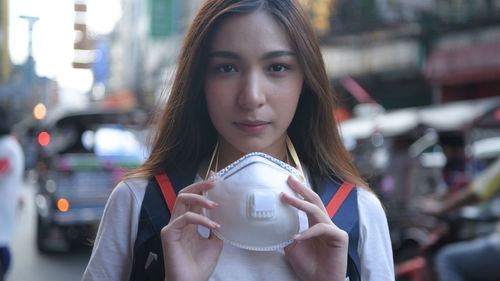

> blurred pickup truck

[{"left": 34, "top": 108, "right": 149, "bottom": 253}]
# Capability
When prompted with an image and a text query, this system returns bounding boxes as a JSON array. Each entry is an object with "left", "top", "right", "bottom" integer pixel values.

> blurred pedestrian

[
  {"left": 439, "top": 134, "right": 469, "bottom": 196},
  {"left": 82, "top": 1, "right": 394, "bottom": 280},
  {"left": 422, "top": 157, "right": 500, "bottom": 281},
  {"left": 0, "top": 106, "right": 25, "bottom": 280}
]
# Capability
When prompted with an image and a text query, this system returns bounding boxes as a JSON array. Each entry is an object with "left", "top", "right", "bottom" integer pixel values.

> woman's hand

[
  {"left": 160, "top": 174, "right": 223, "bottom": 281},
  {"left": 282, "top": 176, "right": 349, "bottom": 281}
]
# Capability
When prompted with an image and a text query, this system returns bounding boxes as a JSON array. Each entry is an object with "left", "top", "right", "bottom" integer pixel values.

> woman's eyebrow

[
  {"left": 209, "top": 51, "right": 240, "bottom": 59},
  {"left": 208, "top": 50, "right": 295, "bottom": 60},
  {"left": 261, "top": 50, "right": 295, "bottom": 60}
]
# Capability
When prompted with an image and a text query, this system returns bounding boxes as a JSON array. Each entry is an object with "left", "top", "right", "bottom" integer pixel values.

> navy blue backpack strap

[
  {"left": 129, "top": 169, "right": 194, "bottom": 281},
  {"left": 315, "top": 175, "right": 361, "bottom": 281}
]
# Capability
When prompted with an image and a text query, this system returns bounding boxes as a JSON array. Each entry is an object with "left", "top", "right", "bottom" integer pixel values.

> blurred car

[{"left": 34, "top": 108, "right": 149, "bottom": 253}]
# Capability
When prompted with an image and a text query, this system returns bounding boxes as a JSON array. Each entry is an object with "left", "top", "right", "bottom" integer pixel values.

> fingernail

[
  {"left": 210, "top": 201, "right": 219, "bottom": 207},
  {"left": 293, "top": 234, "right": 301, "bottom": 240},
  {"left": 212, "top": 222, "right": 221, "bottom": 228},
  {"left": 207, "top": 177, "right": 217, "bottom": 185},
  {"left": 280, "top": 192, "right": 289, "bottom": 201}
]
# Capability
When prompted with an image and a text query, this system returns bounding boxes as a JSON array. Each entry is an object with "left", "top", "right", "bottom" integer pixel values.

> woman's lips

[{"left": 235, "top": 120, "right": 270, "bottom": 133}]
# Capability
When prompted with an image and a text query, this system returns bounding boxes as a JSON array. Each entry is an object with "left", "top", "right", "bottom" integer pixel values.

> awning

[
  {"left": 338, "top": 97, "right": 500, "bottom": 140},
  {"left": 418, "top": 97, "right": 500, "bottom": 131}
]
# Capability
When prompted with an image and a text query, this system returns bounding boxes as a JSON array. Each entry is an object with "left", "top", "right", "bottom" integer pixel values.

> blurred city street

[
  {"left": 1, "top": 0, "right": 500, "bottom": 281},
  {"left": 7, "top": 178, "right": 90, "bottom": 281}
]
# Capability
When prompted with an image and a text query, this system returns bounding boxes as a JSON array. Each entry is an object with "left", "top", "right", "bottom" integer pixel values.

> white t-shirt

[
  {"left": 82, "top": 175, "right": 394, "bottom": 281},
  {"left": 0, "top": 135, "right": 25, "bottom": 246}
]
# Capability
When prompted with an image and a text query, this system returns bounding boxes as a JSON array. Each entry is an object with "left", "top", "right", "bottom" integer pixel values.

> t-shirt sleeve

[
  {"left": 357, "top": 188, "right": 395, "bottom": 281},
  {"left": 81, "top": 179, "right": 145, "bottom": 281}
]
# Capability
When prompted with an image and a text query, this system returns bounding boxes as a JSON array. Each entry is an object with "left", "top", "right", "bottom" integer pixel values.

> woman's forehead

[{"left": 209, "top": 11, "right": 293, "bottom": 54}]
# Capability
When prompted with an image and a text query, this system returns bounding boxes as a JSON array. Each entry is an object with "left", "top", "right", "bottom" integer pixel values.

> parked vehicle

[
  {"left": 393, "top": 101, "right": 500, "bottom": 281},
  {"left": 339, "top": 97, "right": 500, "bottom": 280},
  {"left": 34, "top": 108, "right": 149, "bottom": 253}
]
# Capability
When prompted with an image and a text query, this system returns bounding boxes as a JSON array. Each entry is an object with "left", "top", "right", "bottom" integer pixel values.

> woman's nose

[{"left": 237, "top": 71, "right": 266, "bottom": 109}]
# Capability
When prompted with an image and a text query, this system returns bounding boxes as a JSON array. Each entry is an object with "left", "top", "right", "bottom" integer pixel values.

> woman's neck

[
  {"left": 217, "top": 138, "right": 289, "bottom": 170},
  {"left": 199, "top": 137, "right": 296, "bottom": 179}
]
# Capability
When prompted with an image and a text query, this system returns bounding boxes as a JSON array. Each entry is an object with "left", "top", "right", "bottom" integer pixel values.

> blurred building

[
  {"left": 301, "top": 0, "right": 500, "bottom": 111},
  {"left": 99, "top": 0, "right": 500, "bottom": 112},
  {"left": 0, "top": 0, "right": 57, "bottom": 126},
  {"left": 101, "top": 0, "right": 204, "bottom": 109}
]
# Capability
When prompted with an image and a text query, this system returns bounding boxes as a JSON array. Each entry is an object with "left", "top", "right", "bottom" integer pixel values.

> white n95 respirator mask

[{"left": 203, "top": 152, "right": 305, "bottom": 251}]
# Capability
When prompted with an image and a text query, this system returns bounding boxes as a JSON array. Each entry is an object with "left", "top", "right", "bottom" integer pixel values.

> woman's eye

[
  {"left": 217, "top": 64, "right": 237, "bottom": 73},
  {"left": 269, "top": 64, "right": 288, "bottom": 72}
]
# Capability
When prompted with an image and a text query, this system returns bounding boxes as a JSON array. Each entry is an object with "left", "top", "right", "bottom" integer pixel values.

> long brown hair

[{"left": 127, "top": 0, "right": 367, "bottom": 188}]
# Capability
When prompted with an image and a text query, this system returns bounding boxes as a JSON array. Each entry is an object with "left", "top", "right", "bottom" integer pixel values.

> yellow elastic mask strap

[
  {"left": 205, "top": 140, "right": 219, "bottom": 180},
  {"left": 286, "top": 135, "right": 305, "bottom": 182}
]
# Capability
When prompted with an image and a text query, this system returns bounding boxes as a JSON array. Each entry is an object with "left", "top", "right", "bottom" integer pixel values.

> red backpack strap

[
  {"left": 325, "top": 181, "right": 355, "bottom": 219},
  {"left": 154, "top": 172, "right": 177, "bottom": 214},
  {"left": 320, "top": 178, "right": 360, "bottom": 280}
]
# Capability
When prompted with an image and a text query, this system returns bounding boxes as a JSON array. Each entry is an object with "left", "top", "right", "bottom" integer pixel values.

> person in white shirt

[
  {"left": 82, "top": 1, "right": 394, "bottom": 280},
  {"left": 0, "top": 106, "right": 25, "bottom": 280}
]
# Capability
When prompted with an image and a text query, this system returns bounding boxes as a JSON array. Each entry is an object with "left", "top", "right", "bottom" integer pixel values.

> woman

[{"left": 82, "top": 1, "right": 394, "bottom": 280}]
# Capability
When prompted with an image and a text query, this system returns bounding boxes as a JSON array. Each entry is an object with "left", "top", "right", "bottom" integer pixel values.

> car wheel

[
  {"left": 36, "top": 215, "right": 70, "bottom": 253},
  {"left": 36, "top": 214, "right": 52, "bottom": 253}
]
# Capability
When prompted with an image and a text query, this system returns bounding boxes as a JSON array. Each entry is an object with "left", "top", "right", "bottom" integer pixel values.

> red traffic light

[{"left": 38, "top": 132, "right": 51, "bottom": 146}]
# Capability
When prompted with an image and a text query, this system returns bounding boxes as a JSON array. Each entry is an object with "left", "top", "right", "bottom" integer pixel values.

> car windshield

[{"left": 83, "top": 125, "right": 147, "bottom": 161}]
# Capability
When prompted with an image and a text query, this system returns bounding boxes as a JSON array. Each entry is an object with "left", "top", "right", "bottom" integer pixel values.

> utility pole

[
  {"left": 19, "top": 15, "right": 39, "bottom": 98},
  {"left": 1, "top": 0, "right": 11, "bottom": 83}
]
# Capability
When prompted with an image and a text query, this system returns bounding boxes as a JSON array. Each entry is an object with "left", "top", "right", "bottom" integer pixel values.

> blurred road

[{"left": 6, "top": 179, "right": 91, "bottom": 281}]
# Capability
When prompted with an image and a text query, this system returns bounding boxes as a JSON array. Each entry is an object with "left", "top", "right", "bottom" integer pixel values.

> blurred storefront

[{"left": 424, "top": 26, "right": 500, "bottom": 103}]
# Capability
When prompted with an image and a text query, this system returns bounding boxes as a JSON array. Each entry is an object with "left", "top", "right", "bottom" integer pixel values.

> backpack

[{"left": 129, "top": 169, "right": 360, "bottom": 281}]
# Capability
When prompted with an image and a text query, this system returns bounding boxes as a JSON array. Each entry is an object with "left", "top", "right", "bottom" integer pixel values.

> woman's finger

[
  {"left": 179, "top": 177, "right": 217, "bottom": 195},
  {"left": 287, "top": 176, "right": 325, "bottom": 209},
  {"left": 165, "top": 212, "right": 220, "bottom": 235},
  {"left": 281, "top": 191, "right": 330, "bottom": 224},
  {"left": 171, "top": 193, "right": 218, "bottom": 218},
  {"left": 293, "top": 223, "right": 348, "bottom": 247}
]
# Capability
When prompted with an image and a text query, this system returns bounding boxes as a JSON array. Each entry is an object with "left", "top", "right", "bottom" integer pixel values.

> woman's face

[{"left": 205, "top": 11, "right": 304, "bottom": 162}]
